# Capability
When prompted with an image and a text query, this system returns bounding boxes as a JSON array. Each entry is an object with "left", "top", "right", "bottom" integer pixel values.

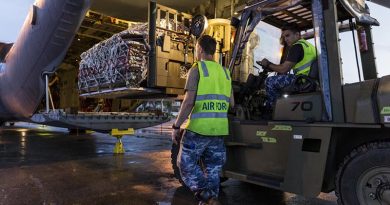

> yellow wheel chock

[{"left": 110, "top": 128, "right": 135, "bottom": 154}]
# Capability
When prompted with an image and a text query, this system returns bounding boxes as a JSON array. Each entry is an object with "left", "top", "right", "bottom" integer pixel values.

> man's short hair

[
  {"left": 197, "top": 35, "right": 217, "bottom": 55},
  {"left": 281, "top": 23, "right": 300, "bottom": 34}
]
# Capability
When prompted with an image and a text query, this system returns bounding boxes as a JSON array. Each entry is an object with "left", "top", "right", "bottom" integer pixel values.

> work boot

[
  {"left": 198, "top": 197, "right": 222, "bottom": 205},
  {"left": 196, "top": 189, "right": 220, "bottom": 205},
  {"left": 195, "top": 189, "right": 212, "bottom": 202},
  {"left": 207, "top": 197, "right": 222, "bottom": 205}
]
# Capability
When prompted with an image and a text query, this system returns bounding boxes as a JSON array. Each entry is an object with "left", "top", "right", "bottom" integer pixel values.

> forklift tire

[{"left": 335, "top": 141, "right": 390, "bottom": 205}]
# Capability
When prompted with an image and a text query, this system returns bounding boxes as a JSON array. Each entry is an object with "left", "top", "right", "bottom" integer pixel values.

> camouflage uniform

[
  {"left": 265, "top": 74, "right": 296, "bottom": 107},
  {"left": 177, "top": 130, "right": 226, "bottom": 200}
]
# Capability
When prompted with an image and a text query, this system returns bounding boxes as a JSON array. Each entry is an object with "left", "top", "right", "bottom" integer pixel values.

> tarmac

[{"left": 0, "top": 121, "right": 338, "bottom": 205}]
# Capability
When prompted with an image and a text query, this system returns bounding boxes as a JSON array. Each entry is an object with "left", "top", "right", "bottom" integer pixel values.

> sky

[
  {"left": 0, "top": 1, "right": 34, "bottom": 43},
  {"left": 0, "top": 1, "right": 389, "bottom": 84}
]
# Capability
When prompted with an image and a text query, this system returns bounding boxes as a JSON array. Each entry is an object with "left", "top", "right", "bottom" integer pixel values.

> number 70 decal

[{"left": 291, "top": 101, "right": 313, "bottom": 111}]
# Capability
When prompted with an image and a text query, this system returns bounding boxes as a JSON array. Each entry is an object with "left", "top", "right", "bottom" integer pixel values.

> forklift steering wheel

[{"left": 255, "top": 60, "right": 272, "bottom": 73}]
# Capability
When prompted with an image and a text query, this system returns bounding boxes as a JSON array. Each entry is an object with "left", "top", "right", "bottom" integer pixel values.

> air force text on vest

[{"left": 202, "top": 101, "right": 228, "bottom": 111}]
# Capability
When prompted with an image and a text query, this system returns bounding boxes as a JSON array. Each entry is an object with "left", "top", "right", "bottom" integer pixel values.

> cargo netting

[
  {"left": 78, "top": 20, "right": 190, "bottom": 92},
  {"left": 78, "top": 23, "right": 149, "bottom": 92}
]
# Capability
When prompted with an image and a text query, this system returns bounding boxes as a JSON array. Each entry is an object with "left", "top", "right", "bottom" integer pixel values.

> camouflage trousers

[
  {"left": 265, "top": 74, "right": 296, "bottom": 107},
  {"left": 177, "top": 130, "right": 226, "bottom": 198}
]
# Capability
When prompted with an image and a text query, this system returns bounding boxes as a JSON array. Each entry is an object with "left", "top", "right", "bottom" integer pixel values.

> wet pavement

[{"left": 0, "top": 121, "right": 338, "bottom": 205}]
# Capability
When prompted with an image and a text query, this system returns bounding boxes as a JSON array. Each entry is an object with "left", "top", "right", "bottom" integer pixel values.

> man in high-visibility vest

[
  {"left": 260, "top": 23, "right": 316, "bottom": 109},
  {"left": 171, "top": 35, "right": 234, "bottom": 205}
]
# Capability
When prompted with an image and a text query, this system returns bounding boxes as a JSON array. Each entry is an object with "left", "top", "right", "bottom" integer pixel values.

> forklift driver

[{"left": 259, "top": 23, "right": 316, "bottom": 109}]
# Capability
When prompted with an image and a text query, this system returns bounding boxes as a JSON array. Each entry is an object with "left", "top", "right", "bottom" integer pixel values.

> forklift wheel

[{"left": 336, "top": 141, "right": 390, "bottom": 205}]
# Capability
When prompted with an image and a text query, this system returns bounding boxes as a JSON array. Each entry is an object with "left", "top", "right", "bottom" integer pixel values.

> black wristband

[{"left": 172, "top": 124, "right": 180, "bottom": 130}]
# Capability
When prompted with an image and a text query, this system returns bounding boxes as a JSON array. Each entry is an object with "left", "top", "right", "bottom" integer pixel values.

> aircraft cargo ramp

[{"left": 31, "top": 110, "right": 170, "bottom": 132}]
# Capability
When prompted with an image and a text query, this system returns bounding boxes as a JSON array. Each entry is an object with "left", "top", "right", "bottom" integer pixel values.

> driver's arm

[
  {"left": 268, "top": 61, "right": 295, "bottom": 74},
  {"left": 262, "top": 43, "right": 303, "bottom": 74}
]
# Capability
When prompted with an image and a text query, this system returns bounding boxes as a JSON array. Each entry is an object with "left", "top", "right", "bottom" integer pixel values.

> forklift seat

[{"left": 308, "top": 58, "right": 319, "bottom": 81}]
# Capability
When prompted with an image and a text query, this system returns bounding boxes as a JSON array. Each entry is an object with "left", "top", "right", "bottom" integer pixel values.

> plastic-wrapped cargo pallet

[
  {"left": 78, "top": 23, "right": 150, "bottom": 92},
  {"left": 78, "top": 19, "right": 190, "bottom": 93}
]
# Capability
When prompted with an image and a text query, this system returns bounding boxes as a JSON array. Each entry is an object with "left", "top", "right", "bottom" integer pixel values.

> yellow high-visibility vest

[
  {"left": 292, "top": 39, "right": 316, "bottom": 76},
  {"left": 186, "top": 61, "right": 232, "bottom": 136}
]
